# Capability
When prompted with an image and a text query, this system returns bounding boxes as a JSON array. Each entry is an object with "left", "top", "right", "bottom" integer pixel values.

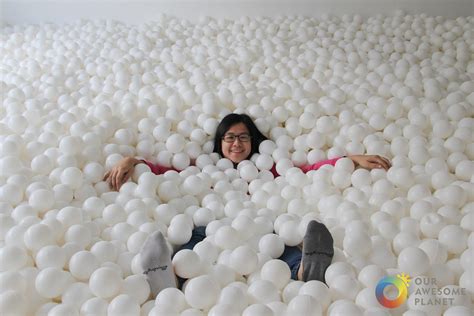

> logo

[
  {"left": 411, "top": 277, "right": 468, "bottom": 307},
  {"left": 375, "top": 273, "right": 411, "bottom": 308}
]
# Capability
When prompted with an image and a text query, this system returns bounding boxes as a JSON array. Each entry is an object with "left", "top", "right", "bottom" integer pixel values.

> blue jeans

[
  {"left": 175, "top": 226, "right": 207, "bottom": 254},
  {"left": 279, "top": 245, "right": 302, "bottom": 280},
  {"left": 175, "top": 227, "right": 302, "bottom": 285},
  {"left": 174, "top": 226, "right": 207, "bottom": 288}
]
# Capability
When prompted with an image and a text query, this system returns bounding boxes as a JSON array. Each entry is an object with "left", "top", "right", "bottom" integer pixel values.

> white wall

[{"left": 1, "top": 0, "right": 473, "bottom": 25}]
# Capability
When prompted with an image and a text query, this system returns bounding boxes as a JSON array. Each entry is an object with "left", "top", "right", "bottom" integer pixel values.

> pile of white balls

[{"left": 1, "top": 11, "right": 473, "bottom": 316}]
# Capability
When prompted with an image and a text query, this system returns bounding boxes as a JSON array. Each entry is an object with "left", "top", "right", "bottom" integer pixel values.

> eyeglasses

[{"left": 222, "top": 133, "right": 251, "bottom": 143}]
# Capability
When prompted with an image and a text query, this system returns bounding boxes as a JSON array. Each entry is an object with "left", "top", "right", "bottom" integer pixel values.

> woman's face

[{"left": 221, "top": 122, "right": 252, "bottom": 164}]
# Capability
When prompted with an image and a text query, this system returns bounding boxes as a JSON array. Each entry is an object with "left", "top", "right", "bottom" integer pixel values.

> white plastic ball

[
  {"left": 287, "top": 294, "right": 322, "bottom": 316},
  {"left": 357, "top": 265, "right": 386, "bottom": 288},
  {"left": 155, "top": 287, "right": 189, "bottom": 313},
  {"left": 69, "top": 251, "right": 100, "bottom": 281},
  {"left": 193, "top": 240, "right": 219, "bottom": 264},
  {"left": 279, "top": 220, "right": 302, "bottom": 246},
  {"left": 0, "top": 271, "right": 26, "bottom": 293},
  {"left": 218, "top": 284, "right": 248, "bottom": 312},
  {"left": 166, "top": 134, "right": 186, "bottom": 153},
  {"left": 172, "top": 152, "right": 191, "bottom": 170},
  {"left": 299, "top": 280, "right": 331, "bottom": 310},
  {"left": 31, "top": 154, "right": 54, "bottom": 175},
  {"left": 64, "top": 224, "right": 92, "bottom": 248},
  {"left": 88, "top": 267, "right": 122, "bottom": 299},
  {"left": 247, "top": 279, "right": 280, "bottom": 303},
  {"left": 49, "top": 303, "right": 80, "bottom": 316},
  {"left": 438, "top": 225, "right": 468, "bottom": 254},
  {"left": 438, "top": 177, "right": 466, "bottom": 200},
  {"left": 0, "top": 290, "right": 27, "bottom": 316},
  {"left": 419, "top": 239, "right": 448, "bottom": 264},
  {"left": 182, "top": 175, "right": 204, "bottom": 195},
  {"left": 397, "top": 246, "right": 430, "bottom": 276},
  {"left": 35, "top": 245, "right": 66, "bottom": 269},
  {"left": 229, "top": 245, "right": 259, "bottom": 276},
  {"left": 325, "top": 262, "right": 356, "bottom": 286},
  {"left": 0, "top": 183, "right": 24, "bottom": 206},
  {"left": 0, "top": 245, "right": 28, "bottom": 271},
  {"left": 282, "top": 280, "right": 304, "bottom": 303},
  {"left": 107, "top": 294, "right": 140, "bottom": 316},
  {"left": 80, "top": 298, "right": 108, "bottom": 315},
  {"left": 184, "top": 275, "right": 220, "bottom": 310},
  {"left": 330, "top": 275, "right": 361, "bottom": 300},
  {"left": 83, "top": 162, "right": 105, "bottom": 183},
  {"left": 258, "top": 234, "right": 285, "bottom": 259},
  {"left": 173, "top": 249, "right": 203, "bottom": 279},
  {"left": 35, "top": 267, "right": 71, "bottom": 298},
  {"left": 59, "top": 136, "right": 83, "bottom": 155},
  {"left": 455, "top": 160, "right": 474, "bottom": 181},
  {"left": 60, "top": 167, "right": 84, "bottom": 189},
  {"left": 260, "top": 259, "right": 291, "bottom": 290},
  {"left": 61, "top": 282, "right": 93, "bottom": 309},
  {"left": 23, "top": 223, "right": 54, "bottom": 251},
  {"left": 343, "top": 232, "right": 372, "bottom": 257},
  {"left": 167, "top": 215, "right": 193, "bottom": 245},
  {"left": 214, "top": 226, "right": 241, "bottom": 250},
  {"left": 242, "top": 303, "right": 274, "bottom": 316},
  {"left": 239, "top": 163, "right": 259, "bottom": 182},
  {"left": 208, "top": 303, "right": 240, "bottom": 316},
  {"left": 419, "top": 213, "right": 446, "bottom": 238},
  {"left": 328, "top": 300, "right": 363, "bottom": 316},
  {"left": 28, "top": 189, "right": 55, "bottom": 213}
]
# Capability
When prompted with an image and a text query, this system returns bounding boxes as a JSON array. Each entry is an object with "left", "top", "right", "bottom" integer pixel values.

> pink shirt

[
  {"left": 143, "top": 157, "right": 342, "bottom": 177},
  {"left": 140, "top": 162, "right": 178, "bottom": 175}
]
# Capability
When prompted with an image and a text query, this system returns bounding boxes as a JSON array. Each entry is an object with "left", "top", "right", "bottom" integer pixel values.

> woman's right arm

[
  {"left": 104, "top": 157, "right": 176, "bottom": 191},
  {"left": 103, "top": 157, "right": 141, "bottom": 191},
  {"left": 141, "top": 160, "right": 178, "bottom": 175}
]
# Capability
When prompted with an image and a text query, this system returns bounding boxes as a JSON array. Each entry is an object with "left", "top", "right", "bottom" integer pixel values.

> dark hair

[{"left": 213, "top": 113, "right": 268, "bottom": 160}]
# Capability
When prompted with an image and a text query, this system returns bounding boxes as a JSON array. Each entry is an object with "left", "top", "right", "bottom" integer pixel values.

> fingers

[
  {"left": 104, "top": 162, "right": 136, "bottom": 191},
  {"left": 119, "top": 171, "right": 132, "bottom": 190},
  {"left": 370, "top": 155, "right": 391, "bottom": 170},
  {"left": 104, "top": 170, "right": 116, "bottom": 190},
  {"left": 113, "top": 169, "right": 133, "bottom": 191},
  {"left": 107, "top": 169, "right": 122, "bottom": 191},
  {"left": 376, "top": 155, "right": 391, "bottom": 170},
  {"left": 111, "top": 170, "right": 119, "bottom": 191},
  {"left": 367, "top": 162, "right": 382, "bottom": 170},
  {"left": 381, "top": 156, "right": 391, "bottom": 167},
  {"left": 113, "top": 170, "right": 126, "bottom": 191}
]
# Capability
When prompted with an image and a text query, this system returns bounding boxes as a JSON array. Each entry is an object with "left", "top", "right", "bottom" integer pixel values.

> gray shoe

[{"left": 301, "top": 220, "right": 334, "bottom": 283}]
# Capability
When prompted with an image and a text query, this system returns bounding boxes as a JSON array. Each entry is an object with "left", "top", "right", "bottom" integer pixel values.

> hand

[
  {"left": 348, "top": 155, "right": 391, "bottom": 171},
  {"left": 103, "top": 157, "right": 141, "bottom": 191}
]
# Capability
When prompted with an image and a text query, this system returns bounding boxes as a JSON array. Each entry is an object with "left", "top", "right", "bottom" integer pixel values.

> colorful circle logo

[{"left": 375, "top": 273, "right": 410, "bottom": 308}]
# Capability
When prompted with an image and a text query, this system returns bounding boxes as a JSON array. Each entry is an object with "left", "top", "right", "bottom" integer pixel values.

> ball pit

[{"left": 1, "top": 11, "right": 473, "bottom": 315}]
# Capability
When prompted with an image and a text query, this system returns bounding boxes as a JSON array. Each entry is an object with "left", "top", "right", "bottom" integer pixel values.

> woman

[
  {"left": 104, "top": 113, "right": 391, "bottom": 190},
  {"left": 104, "top": 113, "right": 391, "bottom": 297}
]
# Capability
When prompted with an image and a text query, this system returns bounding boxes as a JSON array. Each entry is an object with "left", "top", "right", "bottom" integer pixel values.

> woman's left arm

[
  {"left": 300, "top": 157, "right": 341, "bottom": 173},
  {"left": 299, "top": 155, "right": 391, "bottom": 173},
  {"left": 347, "top": 155, "right": 391, "bottom": 171}
]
